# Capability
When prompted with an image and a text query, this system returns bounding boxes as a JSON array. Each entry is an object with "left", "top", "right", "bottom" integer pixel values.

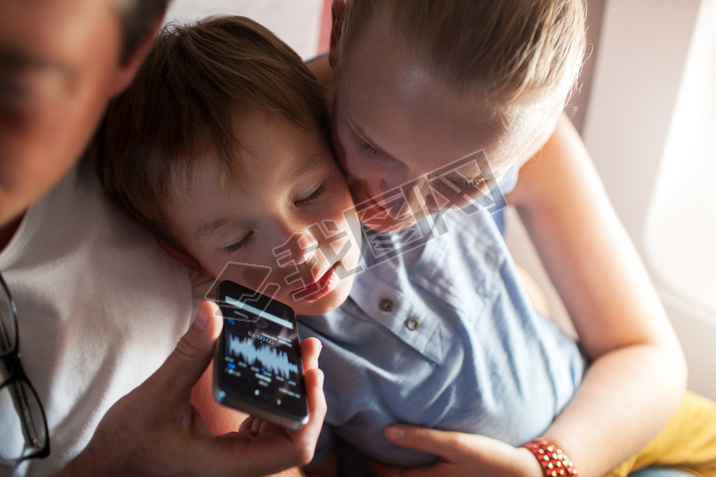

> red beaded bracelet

[{"left": 522, "top": 438, "right": 579, "bottom": 477}]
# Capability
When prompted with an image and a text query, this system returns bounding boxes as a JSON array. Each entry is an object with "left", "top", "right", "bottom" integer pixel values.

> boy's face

[
  {"left": 167, "top": 109, "right": 362, "bottom": 316},
  {"left": 330, "top": 22, "right": 559, "bottom": 232},
  {"left": 0, "top": 0, "right": 125, "bottom": 228}
]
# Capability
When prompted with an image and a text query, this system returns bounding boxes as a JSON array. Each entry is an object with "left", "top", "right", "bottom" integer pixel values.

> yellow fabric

[{"left": 606, "top": 391, "right": 716, "bottom": 477}]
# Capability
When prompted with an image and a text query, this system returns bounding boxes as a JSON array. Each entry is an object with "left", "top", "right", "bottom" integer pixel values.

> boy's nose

[
  {"left": 292, "top": 232, "right": 319, "bottom": 265},
  {"left": 275, "top": 229, "right": 319, "bottom": 268}
]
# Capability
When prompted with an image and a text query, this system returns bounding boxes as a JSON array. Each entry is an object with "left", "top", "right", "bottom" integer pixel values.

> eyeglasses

[{"left": 0, "top": 272, "right": 49, "bottom": 464}]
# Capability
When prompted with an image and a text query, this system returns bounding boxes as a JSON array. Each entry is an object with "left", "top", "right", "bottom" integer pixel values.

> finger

[
  {"left": 384, "top": 425, "right": 463, "bottom": 462},
  {"left": 215, "top": 367, "right": 326, "bottom": 474},
  {"left": 285, "top": 365, "right": 326, "bottom": 462},
  {"left": 251, "top": 417, "right": 266, "bottom": 434},
  {"left": 147, "top": 301, "right": 223, "bottom": 399},
  {"left": 238, "top": 415, "right": 257, "bottom": 433},
  {"left": 200, "top": 334, "right": 326, "bottom": 476},
  {"left": 210, "top": 380, "right": 325, "bottom": 476},
  {"left": 209, "top": 433, "right": 309, "bottom": 476},
  {"left": 300, "top": 337, "right": 323, "bottom": 372},
  {"left": 296, "top": 336, "right": 324, "bottom": 445}
]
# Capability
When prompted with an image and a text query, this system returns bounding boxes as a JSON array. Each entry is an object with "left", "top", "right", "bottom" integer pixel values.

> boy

[{"left": 93, "top": 15, "right": 362, "bottom": 318}]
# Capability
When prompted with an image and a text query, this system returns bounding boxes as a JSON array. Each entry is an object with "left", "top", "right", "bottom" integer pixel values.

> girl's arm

[{"left": 506, "top": 112, "right": 686, "bottom": 476}]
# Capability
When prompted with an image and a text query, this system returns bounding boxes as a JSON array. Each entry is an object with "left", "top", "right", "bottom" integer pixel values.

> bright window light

[{"left": 644, "top": 0, "right": 716, "bottom": 321}]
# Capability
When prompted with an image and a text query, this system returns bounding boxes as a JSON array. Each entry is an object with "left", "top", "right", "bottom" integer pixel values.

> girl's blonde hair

[{"left": 334, "top": 0, "right": 586, "bottom": 108}]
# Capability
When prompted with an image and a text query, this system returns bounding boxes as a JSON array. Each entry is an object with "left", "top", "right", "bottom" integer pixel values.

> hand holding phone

[
  {"left": 213, "top": 280, "right": 309, "bottom": 430},
  {"left": 63, "top": 301, "right": 325, "bottom": 477}
]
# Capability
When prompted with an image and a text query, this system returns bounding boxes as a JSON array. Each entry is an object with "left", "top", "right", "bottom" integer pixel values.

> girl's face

[
  {"left": 167, "top": 109, "right": 362, "bottom": 316},
  {"left": 330, "top": 25, "right": 558, "bottom": 232}
]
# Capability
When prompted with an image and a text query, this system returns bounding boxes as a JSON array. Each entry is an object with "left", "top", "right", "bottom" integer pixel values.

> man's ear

[
  {"left": 156, "top": 236, "right": 209, "bottom": 275},
  {"left": 109, "top": 13, "right": 165, "bottom": 96},
  {"left": 328, "top": 0, "right": 347, "bottom": 69}
]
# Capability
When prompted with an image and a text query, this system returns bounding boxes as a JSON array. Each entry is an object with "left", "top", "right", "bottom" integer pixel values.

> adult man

[{"left": 0, "top": 1, "right": 325, "bottom": 475}]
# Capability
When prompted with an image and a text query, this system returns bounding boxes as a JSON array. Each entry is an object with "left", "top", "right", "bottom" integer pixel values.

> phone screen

[{"left": 214, "top": 281, "right": 307, "bottom": 428}]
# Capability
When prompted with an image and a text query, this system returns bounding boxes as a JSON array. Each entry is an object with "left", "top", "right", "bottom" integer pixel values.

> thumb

[
  {"left": 384, "top": 425, "right": 462, "bottom": 461},
  {"left": 148, "top": 300, "right": 223, "bottom": 399}
]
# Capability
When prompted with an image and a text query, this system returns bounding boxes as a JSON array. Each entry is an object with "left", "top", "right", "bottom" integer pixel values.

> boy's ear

[
  {"left": 328, "top": 0, "right": 347, "bottom": 69},
  {"left": 156, "top": 236, "right": 208, "bottom": 274},
  {"left": 109, "top": 13, "right": 165, "bottom": 97}
]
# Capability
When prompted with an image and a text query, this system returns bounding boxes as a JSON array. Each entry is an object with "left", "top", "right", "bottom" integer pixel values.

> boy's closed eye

[
  {"left": 219, "top": 182, "right": 328, "bottom": 255},
  {"left": 222, "top": 232, "right": 253, "bottom": 254},
  {"left": 296, "top": 183, "right": 326, "bottom": 206}
]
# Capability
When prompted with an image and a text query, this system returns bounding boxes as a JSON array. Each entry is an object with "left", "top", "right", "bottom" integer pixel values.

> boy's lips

[{"left": 290, "top": 262, "right": 340, "bottom": 302}]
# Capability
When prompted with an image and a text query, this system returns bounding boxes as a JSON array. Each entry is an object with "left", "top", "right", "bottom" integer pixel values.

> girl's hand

[{"left": 370, "top": 425, "right": 542, "bottom": 477}]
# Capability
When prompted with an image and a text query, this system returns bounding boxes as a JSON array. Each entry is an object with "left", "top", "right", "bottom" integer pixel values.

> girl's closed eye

[
  {"left": 455, "top": 179, "right": 485, "bottom": 189},
  {"left": 296, "top": 184, "right": 326, "bottom": 206},
  {"left": 449, "top": 178, "right": 488, "bottom": 194},
  {"left": 222, "top": 231, "right": 253, "bottom": 254}
]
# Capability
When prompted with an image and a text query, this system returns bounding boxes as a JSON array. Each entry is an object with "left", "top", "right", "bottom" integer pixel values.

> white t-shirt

[{"left": 0, "top": 165, "right": 198, "bottom": 476}]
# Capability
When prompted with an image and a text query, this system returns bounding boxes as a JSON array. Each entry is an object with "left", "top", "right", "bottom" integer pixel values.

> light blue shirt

[{"left": 297, "top": 167, "right": 585, "bottom": 475}]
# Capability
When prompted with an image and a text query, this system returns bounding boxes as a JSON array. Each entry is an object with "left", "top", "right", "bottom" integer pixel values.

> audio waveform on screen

[{"left": 227, "top": 333, "right": 298, "bottom": 378}]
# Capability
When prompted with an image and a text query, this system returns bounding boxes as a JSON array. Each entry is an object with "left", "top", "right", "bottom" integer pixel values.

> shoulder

[{"left": 3, "top": 165, "right": 194, "bottom": 316}]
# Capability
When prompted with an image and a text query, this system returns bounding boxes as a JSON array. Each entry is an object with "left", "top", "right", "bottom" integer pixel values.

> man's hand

[
  {"left": 59, "top": 300, "right": 326, "bottom": 477},
  {"left": 370, "top": 425, "right": 542, "bottom": 477}
]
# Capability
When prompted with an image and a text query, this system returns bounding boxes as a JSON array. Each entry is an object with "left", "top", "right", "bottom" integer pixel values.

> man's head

[
  {"left": 0, "top": 0, "right": 168, "bottom": 233},
  {"left": 93, "top": 16, "right": 361, "bottom": 315}
]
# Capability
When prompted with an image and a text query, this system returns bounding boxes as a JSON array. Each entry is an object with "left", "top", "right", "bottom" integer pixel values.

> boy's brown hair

[
  {"left": 333, "top": 0, "right": 586, "bottom": 109},
  {"left": 92, "top": 16, "right": 330, "bottom": 238}
]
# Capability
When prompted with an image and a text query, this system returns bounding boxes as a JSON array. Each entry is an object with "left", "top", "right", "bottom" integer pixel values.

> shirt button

[
  {"left": 378, "top": 298, "right": 394, "bottom": 312},
  {"left": 404, "top": 317, "right": 420, "bottom": 331}
]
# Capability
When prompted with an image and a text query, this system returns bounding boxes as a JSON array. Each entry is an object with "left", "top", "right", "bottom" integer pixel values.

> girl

[{"left": 303, "top": 1, "right": 716, "bottom": 476}]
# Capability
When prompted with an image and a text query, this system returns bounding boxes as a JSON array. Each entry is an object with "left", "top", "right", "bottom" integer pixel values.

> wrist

[
  {"left": 522, "top": 438, "right": 579, "bottom": 477},
  {"left": 518, "top": 446, "right": 547, "bottom": 477}
]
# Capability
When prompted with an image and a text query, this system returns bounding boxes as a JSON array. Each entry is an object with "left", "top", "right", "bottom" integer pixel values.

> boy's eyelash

[
  {"left": 223, "top": 232, "right": 253, "bottom": 253},
  {"left": 222, "top": 185, "right": 326, "bottom": 254},
  {"left": 357, "top": 136, "right": 379, "bottom": 156},
  {"left": 296, "top": 184, "right": 326, "bottom": 205}
]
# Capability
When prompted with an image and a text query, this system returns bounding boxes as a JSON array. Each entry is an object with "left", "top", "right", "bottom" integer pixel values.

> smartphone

[{"left": 213, "top": 280, "right": 309, "bottom": 430}]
